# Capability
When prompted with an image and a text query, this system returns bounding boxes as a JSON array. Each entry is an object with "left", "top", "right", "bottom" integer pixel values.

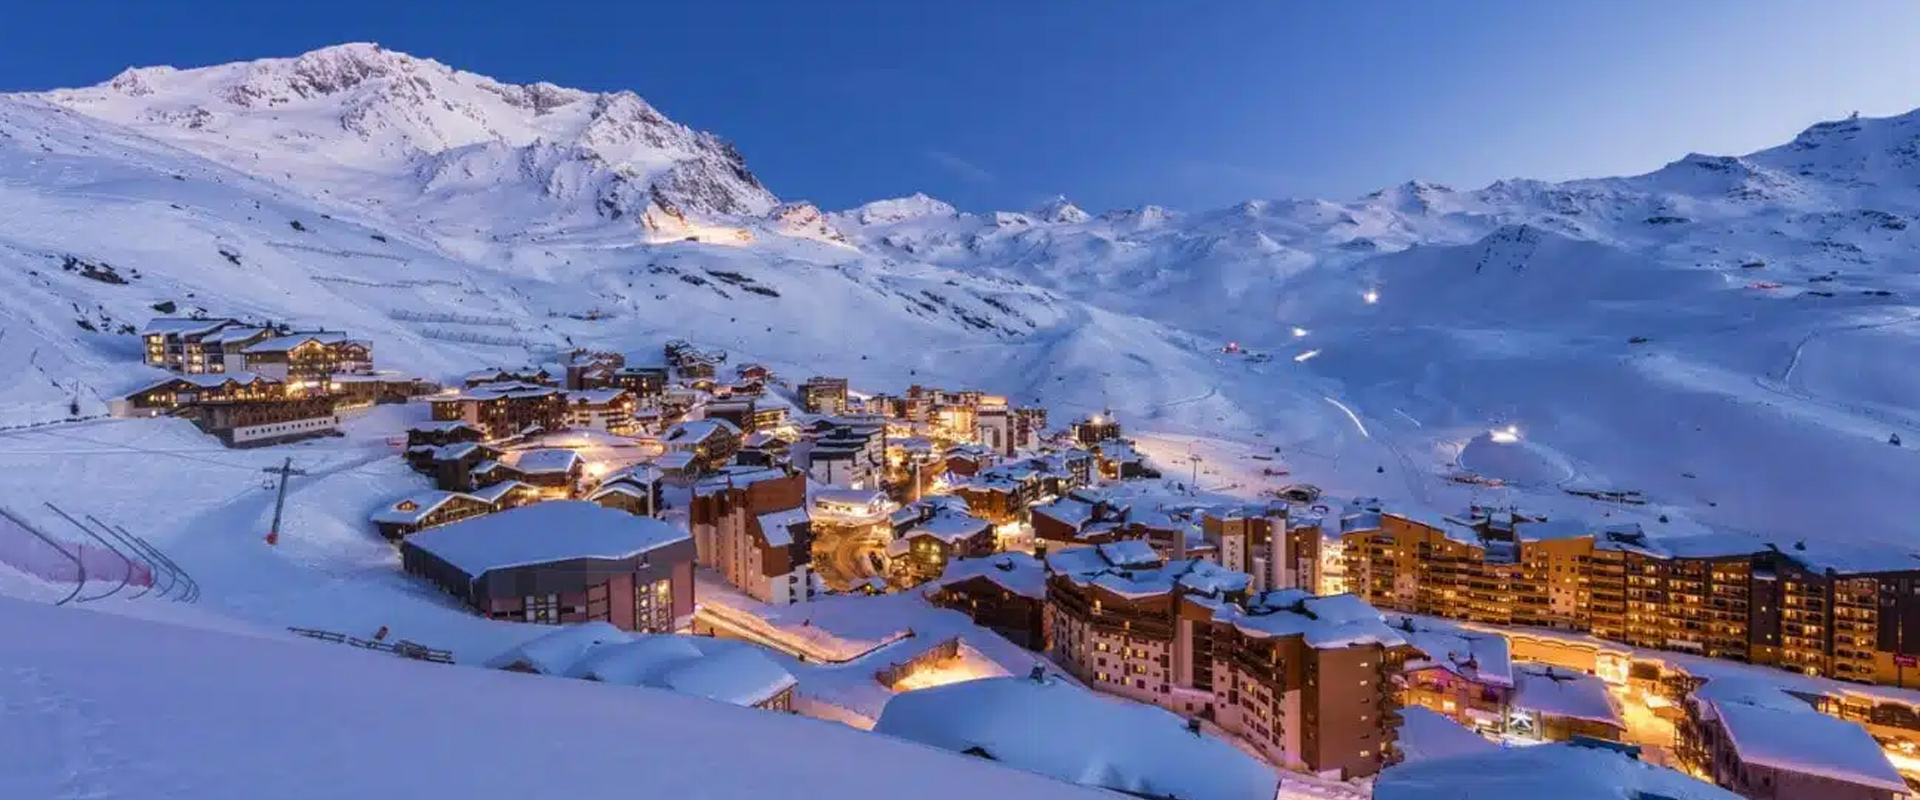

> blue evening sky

[{"left": 2, "top": 1, "right": 1917, "bottom": 212}]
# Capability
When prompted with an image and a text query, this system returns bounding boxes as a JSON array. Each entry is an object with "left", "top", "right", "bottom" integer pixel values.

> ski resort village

[{"left": 6, "top": 38, "right": 1920, "bottom": 800}]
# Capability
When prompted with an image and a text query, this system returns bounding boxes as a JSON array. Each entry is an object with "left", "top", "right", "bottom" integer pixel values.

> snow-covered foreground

[{"left": 0, "top": 595, "right": 1115, "bottom": 800}]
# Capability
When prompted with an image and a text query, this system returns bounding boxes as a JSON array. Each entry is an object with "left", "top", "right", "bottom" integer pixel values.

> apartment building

[
  {"left": 1044, "top": 543, "right": 1414, "bottom": 778},
  {"left": 1340, "top": 504, "right": 1918, "bottom": 687},
  {"left": 1203, "top": 504, "right": 1321, "bottom": 595},
  {"left": 661, "top": 418, "right": 743, "bottom": 475},
  {"left": 799, "top": 376, "right": 849, "bottom": 415},
  {"left": 142, "top": 317, "right": 245, "bottom": 374},
  {"left": 563, "top": 388, "right": 636, "bottom": 435},
  {"left": 688, "top": 469, "right": 819, "bottom": 605},
  {"left": 797, "top": 417, "right": 885, "bottom": 489},
  {"left": 240, "top": 332, "right": 373, "bottom": 389},
  {"left": 429, "top": 383, "right": 568, "bottom": 441}
]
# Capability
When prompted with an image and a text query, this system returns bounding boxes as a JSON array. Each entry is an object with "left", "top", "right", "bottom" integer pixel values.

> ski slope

[{"left": 0, "top": 594, "right": 1114, "bottom": 800}]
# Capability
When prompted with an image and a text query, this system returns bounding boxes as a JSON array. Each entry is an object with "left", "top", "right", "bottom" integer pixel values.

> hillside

[
  {"left": 4, "top": 42, "right": 1918, "bottom": 548},
  {"left": 0, "top": 595, "right": 1113, "bottom": 800}
]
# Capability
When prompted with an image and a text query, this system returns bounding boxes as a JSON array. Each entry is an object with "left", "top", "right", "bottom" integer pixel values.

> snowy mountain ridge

[
  {"left": 36, "top": 42, "right": 776, "bottom": 241},
  {"left": 5, "top": 44, "right": 1920, "bottom": 545}
]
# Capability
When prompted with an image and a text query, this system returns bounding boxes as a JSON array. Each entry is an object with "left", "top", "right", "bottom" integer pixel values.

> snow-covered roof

[
  {"left": 496, "top": 625, "right": 797, "bottom": 708},
  {"left": 930, "top": 553, "right": 1049, "bottom": 600},
  {"left": 586, "top": 482, "right": 650, "bottom": 502},
  {"left": 1512, "top": 664, "right": 1623, "bottom": 727},
  {"left": 875, "top": 676, "right": 1279, "bottom": 800},
  {"left": 510, "top": 448, "right": 582, "bottom": 475},
  {"left": 142, "top": 317, "right": 233, "bottom": 336},
  {"left": 433, "top": 441, "right": 486, "bottom": 461},
  {"left": 1208, "top": 591, "right": 1411, "bottom": 650},
  {"left": 1693, "top": 677, "right": 1906, "bottom": 793},
  {"left": 1394, "top": 706, "right": 1500, "bottom": 765},
  {"left": 404, "top": 501, "right": 689, "bottom": 577},
  {"left": 242, "top": 331, "right": 356, "bottom": 353},
  {"left": 1045, "top": 540, "right": 1162, "bottom": 576},
  {"left": 1064, "top": 558, "right": 1251, "bottom": 600},
  {"left": 485, "top": 621, "right": 630, "bottom": 674},
  {"left": 665, "top": 418, "right": 740, "bottom": 444},
  {"left": 469, "top": 480, "right": 533, "bottom": 505},
  {"left": 205, "top": 325, "right": 270, "bottom": 344},
  {"left": 566, "top": 388, "right": 630, "bottom": 405},
  {"left": 410, "top": 420, "right": 482, "bottom": 434},
  {"left": 1031, "top": 496, "right": 1094, "bottom": 529},
  {"left": 369, "top": 490, "right": 475, "bottom": 525},
  {"left": 654, "top": 451, "right": 697, "bottom": 470},
  {"left": 905, "top": 511, "right": 991, "bottom": 545},
  {"left": 755, "top": 507, "right": 810, "bottom": 547},
  {"left": 1375, "top": 739, "right": 1742, "bottom": 800},
  {"left": 1392, "top": 615, "right": 1515, "bottom": 688},
  {"left": 659, "top": 646, "right": 798, "bottom": 707}
]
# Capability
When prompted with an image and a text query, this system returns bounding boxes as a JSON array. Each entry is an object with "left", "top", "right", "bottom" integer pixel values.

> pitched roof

[
  {"left": 142, "top": 317, "right": 234, "bottom": 337},
  {"left": 369, "top": 491, "right": 477, "bottom": 525},
  {"left": 509, "top": 448, "right": 583, "bottom": 475},
  {"left": 755, "top": 507, "right": 811, "bottom": 547},
  {"left": 241, "top": 331, "right": 357, "bottom": 353}
]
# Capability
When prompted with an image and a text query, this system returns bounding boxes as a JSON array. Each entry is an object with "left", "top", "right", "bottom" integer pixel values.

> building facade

[{"left": 689, "top": 470, "right": 819, "bottom": 605}]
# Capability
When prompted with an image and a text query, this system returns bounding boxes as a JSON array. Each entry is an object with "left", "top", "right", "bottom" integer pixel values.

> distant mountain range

[{"left": 4, "top": 42, "right": 1919, "bottom": 542}]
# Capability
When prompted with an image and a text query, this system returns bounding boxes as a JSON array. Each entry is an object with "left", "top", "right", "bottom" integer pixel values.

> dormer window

[{"left": 395, "top": 500, "right": 419, "bottom": 512}]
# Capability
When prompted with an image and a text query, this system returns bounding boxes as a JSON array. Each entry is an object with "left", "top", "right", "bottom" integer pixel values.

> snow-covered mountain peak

[
  {"left": 1032, "top": 194, "right": 1091, "bottom": 224},
  {"left": 31, "top": 43, "right": 776, "bottom": 238},
  {"left": 846, "top": 192, "right": 959, "bottom": 225}
]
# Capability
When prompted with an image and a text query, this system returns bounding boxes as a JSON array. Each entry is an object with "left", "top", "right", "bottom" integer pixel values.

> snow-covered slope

[
  {"left": 0, "top": 595, "right": 1112, "bottom": 800},
  {"left": 7, "top": 44, "right": 1920, "bottom": 547}
]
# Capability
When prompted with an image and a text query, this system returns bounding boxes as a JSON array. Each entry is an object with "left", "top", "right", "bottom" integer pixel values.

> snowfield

[{"left": 0, "top": 596, "right": 1115, "bottom": 800}]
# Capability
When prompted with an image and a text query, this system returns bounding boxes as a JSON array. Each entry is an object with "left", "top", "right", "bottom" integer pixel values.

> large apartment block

[
  {"left": 1044, "top": 543, "right": 1414, "bottom": 779},
  {"left": 1338, "top": 502, "right": 1915, "bottom": 686},
  {"left": 688, "top": 469, "right": 820, "bottom": 605}
]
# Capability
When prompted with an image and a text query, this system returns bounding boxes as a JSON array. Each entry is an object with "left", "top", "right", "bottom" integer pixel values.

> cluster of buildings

[
  {"left": 1324, "top": 501, "right": 1920, "bottom": 689},
  {"left": 119, "top": 316, "right": 432, "bottom": 447}
]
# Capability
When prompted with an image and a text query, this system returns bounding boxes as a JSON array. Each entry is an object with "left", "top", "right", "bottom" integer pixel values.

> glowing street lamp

[
  {"left": 1291, "top": 327, "right": 1309, "bottom": 338},
  {"left": 1362, "top": 289, "right": 1381, "bottom": 305},
  {"left": 1489, "top": 425, "right": 1521, "bottom": 444}
]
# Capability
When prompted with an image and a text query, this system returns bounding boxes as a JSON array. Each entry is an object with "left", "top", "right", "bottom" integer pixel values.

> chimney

[
  {"left": 1170, "top": 513, "right": 1187, "bottom": 562},
  {"left": 1029, "top": 665, "right": 1047, "bottom": 683},
  {"left": 1185, "top": 718, "right": 1202, "bottom": 736}
]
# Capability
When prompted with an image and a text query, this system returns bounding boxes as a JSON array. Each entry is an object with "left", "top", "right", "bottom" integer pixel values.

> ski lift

[
  {"left": 1893, "top": 434, "right": 1904, "bottom": 447},
  {"left": 261, "top": 479, "right": 276, "bottom": 490}
]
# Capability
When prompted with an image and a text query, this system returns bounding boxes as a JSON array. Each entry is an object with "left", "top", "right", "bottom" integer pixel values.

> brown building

[
  {"left": 180, "top": 396, "right": 340, "bottom": 448},
  {"left": 1338, "top": 504, "right": 1920, "bottom": 687},
  {"left": 1044, "top": 543, "right": 1413, "bottom": 778},
  {"left": 892, "top": 509, "right": 995, "bottom": 586},
  {"left": 663, "top": 418, "right": 743, "bottom": 475},
  {"left": 114, "top": 373, "right": 287, "bottom": 417},
  {"left": 369, "top": 490, "right": 498, "bottom": 540},
  {"left": 800, "top": 376, "right": 849, "bottom": 415},
  {"left": 563, "top": 389, "right": 636, "bottom": 435},
  {"left": 404, "top": 440, "right": 503, "bottom": 492},
  {"left": 429, "top": 383, "right": 567, "bottom": 441},
  {"left": 926, "top": 552, "right": 1049, "bottom": 650},
  {"left": 142, "top": 317, "right": 258, "bottom": 374},
  {"left": 400, "top": 501, "right": 695, "bottom": 633},
  {"left": 688, "top": 469, "right": 818, "bottom": 605},
  {"left": 240, "top": 332, "right": 372, "bottom": 389},
  {"left": 1680, "top": 679, "right": 1908, "bottom": 800},
  {"left": 1069, "top": 411, "right": 1121, "bottom": 446}
]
